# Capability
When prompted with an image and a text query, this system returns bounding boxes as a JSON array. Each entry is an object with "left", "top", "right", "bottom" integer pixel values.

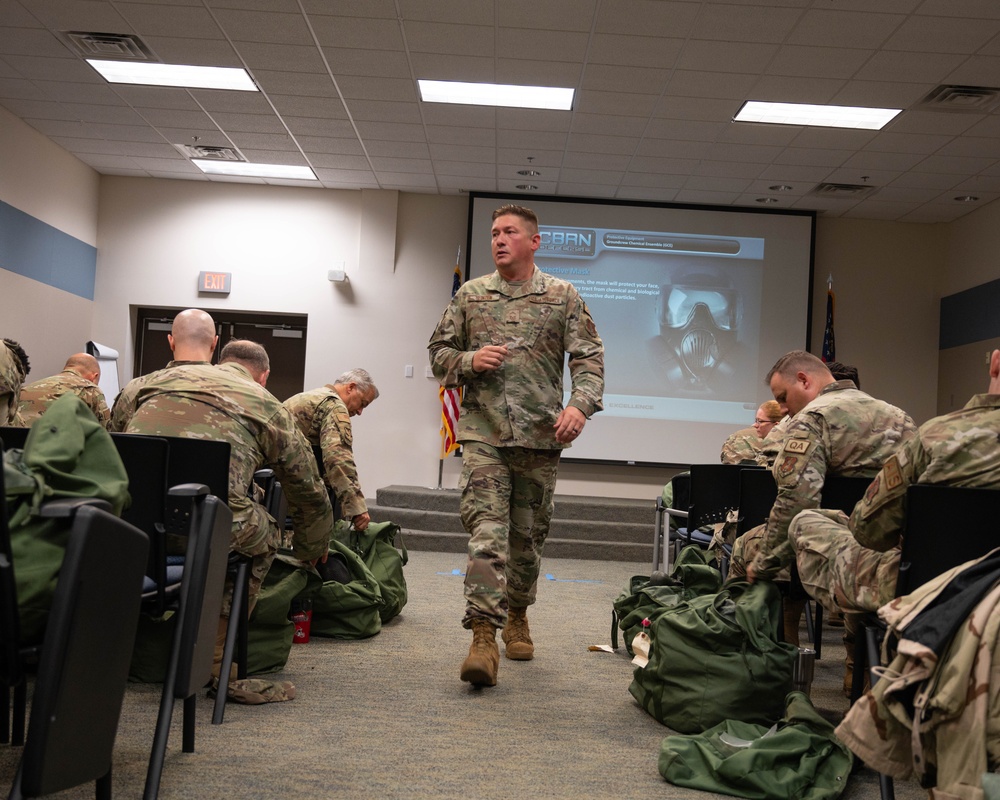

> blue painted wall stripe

[{"left": 0, "top": 200, "right": 97, "bottom": 300}]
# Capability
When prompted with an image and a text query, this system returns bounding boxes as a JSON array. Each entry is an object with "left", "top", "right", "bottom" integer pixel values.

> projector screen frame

[{"left": 465, "top": 191, "right": 817, "bottom": 469}]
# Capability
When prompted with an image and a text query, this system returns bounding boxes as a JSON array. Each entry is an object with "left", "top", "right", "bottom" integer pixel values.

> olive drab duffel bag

[
  {"left": 333, "top": 519, "right": 408, "bottom": 623},
  {"left": 612, "top": 544, "right": 721, "bottom": 654},
  {"left": 5, "top": 394, "right": 130, "bottom": 645},
  {"left": 629, "top": 578, "right": 797, "bottom": 735},
  {"left": 658, "top": 691, "right": 854, "bottom": 800}
]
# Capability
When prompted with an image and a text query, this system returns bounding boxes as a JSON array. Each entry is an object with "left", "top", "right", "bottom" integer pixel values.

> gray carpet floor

[{"left": 1, "top": 550, "right": 925, "bottom": 799}]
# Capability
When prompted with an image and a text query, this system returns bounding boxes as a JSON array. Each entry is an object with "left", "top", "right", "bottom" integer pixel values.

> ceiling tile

[
  {"left": 883, "top": 15, "right": 1000, "bottom": 54},
  {"left": 786, "top": 9, "right": 907, "bottom": 49}
]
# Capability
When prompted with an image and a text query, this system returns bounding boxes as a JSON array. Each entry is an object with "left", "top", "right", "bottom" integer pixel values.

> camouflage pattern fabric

[
  {"left": 284, "top": 386, "right": 366, "bottom": 518},
  {"left": 747, "top": 381, "right": 915, "bottom": 580},
  {"left": 125, "top": 361, "right": 333, "bottom": 568},
  {"left": 18, "top": 370, "right": 111, "bottom": 428},
  {"left": 0, "top": 341, "right": 27, "bottom": 426},
  {"left": 758, "top": 417, "right": 789, "bottom": 466},
  {"left": 109, "top": 359, "right": 210, "bottom": 432},
  {"left": 835, "top": 552, "right": 1000, "bottom": 794},
  {"left": 428, "top": 266, "right": 604, "bottom": 449},
  {"left": 720, "top": 427, "right": 764, "bottom": 465},
  {"left": 457, "top": 441, "right": 560, "bottom": 629},
  {"left": 788, "top": 392, "right": 1000, "bottom": 613}
]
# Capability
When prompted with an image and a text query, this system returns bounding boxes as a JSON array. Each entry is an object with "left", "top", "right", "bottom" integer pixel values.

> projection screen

[{"left": 465, "top": 193, "right": 816, "bottom": 467}]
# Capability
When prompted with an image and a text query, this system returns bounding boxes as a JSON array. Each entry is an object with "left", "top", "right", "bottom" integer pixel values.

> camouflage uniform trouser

[
  {"left": 788, "top": 508, "right": 900, "bottom": 614},
  {"left": 728, "top": 523, "right": 791, "bottom": 582},
  {"left": 459, "top": 441, "right": 560, "bottom": 630}
]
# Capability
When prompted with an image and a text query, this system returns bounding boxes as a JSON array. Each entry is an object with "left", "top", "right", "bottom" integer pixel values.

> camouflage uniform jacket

[
  {"left": 720, "top": 427, "right": 763, "bottom": 465},
  {"left": 428, "top": 267, "right": 604, "bottom": 449},
  {"left": 18, "top": 370, "right": 111, "bottom": 428},
  {"left": 751, "top": 380, "right": 915, "bottom": 579},
  {"left": 850, "top": 393, "right": 1000, "bottom": 552},
  {"left": 283, "top": 386, "right": 366, "bottom": 518},
  {"left": 758, "top": 416, "right": 790, "bottom": 466},
  {"left": 0, "top": 341, "right": 26, "bottom": 426},
  {"left": 125, "top": 361, "right": 332, "bottom": 562},
  {"left": 835, "top": 550, "right": 1000, "bottom": 792},
  {"left": 109, "top": 360, "right": 210, "bottom": 432}
]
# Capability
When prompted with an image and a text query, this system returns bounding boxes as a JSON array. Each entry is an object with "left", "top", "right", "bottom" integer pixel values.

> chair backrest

[
  {"left": 819, "top": 474, "right": 873, "bottom": 516},
  {"left": 0, "top": 426, "right": 28, "bottom": 452},
  {"left": 17, "top": 505, "right": 149, "bottom": 797},
  {"left": 159, "top": 435, "right": 231, "bottom": 505},
  {"left": 169, "top": 489, "right": 234, "bottom": 697},
  {"left": 897, "top": 484, "right": 1000, "bottom": 597},
  {"left": 689, "top": 463, "right": 764, "bottom": 530},
  {"left": 736, "top": 467, "right": 777, "bottom": 536}
]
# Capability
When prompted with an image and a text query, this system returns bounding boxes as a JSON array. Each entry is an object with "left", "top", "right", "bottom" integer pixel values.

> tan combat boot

[
  {"left": 501, "top": 606, "right": 534, "bottom": 661},
  {"left": 460, "top": 619, "right": 499, "bottom": 686},
  {"left": 782, "top": 597, "right": 806, "bottom": 648}
]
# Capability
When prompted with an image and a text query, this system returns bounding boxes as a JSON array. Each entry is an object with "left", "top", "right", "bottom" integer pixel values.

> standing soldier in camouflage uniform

[
  {"left": 428, "top": 204, "right": 605, "bottom": 688},
  {"left": 0, "top": 338, "right": 30, "bottom": 426},
  {"left": 109, "top": 308, "right": 219, "bottom": 432},
  {"left": 789, "top": 348, "right": 1000, "bottom": 613},
  {"left": 18, "top": 353, "right": 111, "bottom": 428},
  {"left": 284, "top": 368, "right": 379, "bottom": 531},
  {"left": 126, "top": 339, "right": 333, "bottom": 704}
]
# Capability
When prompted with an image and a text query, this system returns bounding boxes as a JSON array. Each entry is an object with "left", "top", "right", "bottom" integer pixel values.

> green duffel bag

[
  {"left": 629, "top": 578, "right": 797, "bottom": 734},
  {"left": 308, "top": 537, "right": 384, "bottom": 639},
  {"left": 658, "top": 691, "right": 853, "bottom": 800},
  {"left": 612, "top": 545, "right": 721, "bottom": 654},
  {"left": 334, "top": 520, "right": 408, "bottom": 623},
  {"left": 246, "top": 555, "right": 313, "bottom": 675}
]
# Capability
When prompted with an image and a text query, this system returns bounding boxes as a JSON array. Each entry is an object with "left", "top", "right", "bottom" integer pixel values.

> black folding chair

[
  {"left": 855, "top": 483, "right": 1000, "bottom": 800},
  {"left": 657, "top": 463, "right": 764, "bottom": 573},
  {"left": 8, "top": 504, "right": 149, "bottom": 800},
  {"left": 144, "top": 485, "right": 233, "bottom": 800}
]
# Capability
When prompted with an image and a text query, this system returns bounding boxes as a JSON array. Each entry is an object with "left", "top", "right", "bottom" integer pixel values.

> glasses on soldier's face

[{"left": 753, "top": 418, "right": 771, "bottom": 427}]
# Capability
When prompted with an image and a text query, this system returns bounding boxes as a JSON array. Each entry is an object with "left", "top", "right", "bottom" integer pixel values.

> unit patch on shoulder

[
  {"left": 783, "top": 438, "right": 811, "bottom": 455},
  {"left": 777, "top": 455, "right": 799, "bottom": 479},
  {"left": 883, "top": 455, "right": 903, "bottom": 490}
]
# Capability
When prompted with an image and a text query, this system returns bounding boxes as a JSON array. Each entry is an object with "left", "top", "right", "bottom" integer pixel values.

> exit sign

[{"left": 198, "top": 271, "right": 231, "bottom": 294}]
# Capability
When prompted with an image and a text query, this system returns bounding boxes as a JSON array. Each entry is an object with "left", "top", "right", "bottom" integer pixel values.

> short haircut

[
  {"left": 335, "top": 368, "right": 379, "bottom": 400},
  {"left": 220, "top": 338, "right": 269, "bottom": 374},
  {"left": 758, "top": 399, "right": 784, "bottom": 423},
  {"left": 765, "top": 350, "right": 830, "bottom": 385},
  {"left": 3, "top": 339, "right": 30, "bottom": 378},
  {"left": 826, "top": 361, "right": 860, "bottom": 389},
  {"left": 492, "top": 204, "right": 538, "bottom": 233},
  {"left": 64, "top": 353, "right": 100, "bottom": 375}
]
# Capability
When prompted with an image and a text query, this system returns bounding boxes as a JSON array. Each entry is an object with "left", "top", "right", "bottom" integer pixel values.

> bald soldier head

[
  {"left": 169, "top": 308, "right": 218, "bottom": 362},
  {"left": 63, "top": 353, "right": 101, "bottom": 384}
]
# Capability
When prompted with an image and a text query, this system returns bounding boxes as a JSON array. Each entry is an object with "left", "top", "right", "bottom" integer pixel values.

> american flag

[
  {"left": 821, "top": 276, "right": 835, "bottom": 363},
  {"left": 440, "top": 252, "right": 462, "bottom": 457}
]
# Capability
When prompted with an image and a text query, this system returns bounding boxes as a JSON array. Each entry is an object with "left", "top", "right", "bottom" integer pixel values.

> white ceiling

[{"left": 3, "top": 0, "right": 1000, "bottom": 223}]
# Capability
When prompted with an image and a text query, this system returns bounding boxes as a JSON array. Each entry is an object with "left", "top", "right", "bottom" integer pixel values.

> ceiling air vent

[
  {"left": 916, "top": 85, "right": 1000, "bottom": 114},
  {"left": 175, "top": 144, "right": 244, "bottom": 161},
  {"left": 809, "top": 182, "right": 878, "bottom": 198},
  {"left": 61, "top": 31, "right": 154, "bottom": 61}
]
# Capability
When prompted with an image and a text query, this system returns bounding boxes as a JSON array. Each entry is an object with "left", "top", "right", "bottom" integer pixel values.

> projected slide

[
  {"left": 537, "top": 225, "right": 763, "bottom": 421},
  {"left": 467, "top": 194, "right": 814, "bottom": 466}
]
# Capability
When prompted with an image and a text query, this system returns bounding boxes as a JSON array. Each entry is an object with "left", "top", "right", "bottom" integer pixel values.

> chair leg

[
  {"left": 12, "top": 680, "right": 26, "bottom": 746},
  {"left": 1, "top": 685, "right": 9, "bottom": 744},
  {"left": 850, "top": 630, "right": 867, "bottom": 703},
  {"left": 813, "top": 604, "right": 823, "bottom": 660},
  {"left": 212, "top": 559, "right": 249, "bottom": 725},
  {"left": 181, "top": 694, "right": 196, "bottom": 753},
  {"left": 97, "top": 766, "right": 112, "bottom": 800},
  {"left": 144, "top": 678, "right": 177, "bottom": 800}
]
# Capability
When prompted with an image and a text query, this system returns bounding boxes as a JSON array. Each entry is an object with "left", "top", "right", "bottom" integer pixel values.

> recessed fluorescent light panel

[
  {"left": 418, "top": 79, "right": 573, "bottom": 111},
  {"left": 87, "top": 59, "right": 258, "bottom": 91},
  {"left": 734, "top": 100, "right": 901, "bottom": 130},
  {"left": 192, "top": 160, "right": 316, "bottom": 180}
]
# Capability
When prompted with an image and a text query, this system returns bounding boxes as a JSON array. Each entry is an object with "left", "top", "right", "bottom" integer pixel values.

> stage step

[{"left": 369, "top": 484, "right": 656, "bottom": 563}]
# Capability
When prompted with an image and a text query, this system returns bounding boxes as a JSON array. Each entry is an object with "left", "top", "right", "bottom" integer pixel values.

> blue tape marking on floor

[
  {"left": 436, "top": 569, "right": 466, "bottom": 576},
  {"left": 545, "top": 573, "right": 603, "bottom": 584}
]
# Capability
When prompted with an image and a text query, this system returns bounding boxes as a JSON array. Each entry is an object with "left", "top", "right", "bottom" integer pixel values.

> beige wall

[
  {"left": 7, "top": 109, "right": 1000, "bottom": 498},
  {"left": 0, "top": 108, "right": 100, "bottom": 379}
]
